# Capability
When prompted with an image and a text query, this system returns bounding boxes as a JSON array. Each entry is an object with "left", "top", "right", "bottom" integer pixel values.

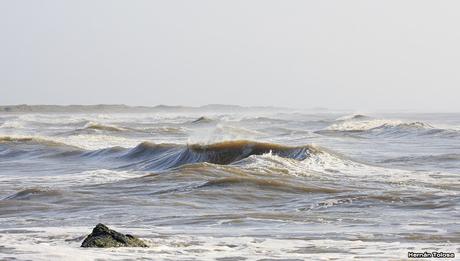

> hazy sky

[{"left": 1, "top": 1, "right": 459, "bottom": 111}]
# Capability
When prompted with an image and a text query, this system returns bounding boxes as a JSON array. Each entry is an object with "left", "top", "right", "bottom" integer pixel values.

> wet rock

[{"left": 81, "top": 223, "right": 148, "bottom": 248}]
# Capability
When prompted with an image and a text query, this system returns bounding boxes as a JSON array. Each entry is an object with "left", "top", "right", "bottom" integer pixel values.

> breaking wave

[
  {"left": 326, "top": 120, "right": 432, "bottom": 131},
  {"left": 117, "top": 140, "right": 318, "bottom": 170},
  {"left": 81, "top": 122, "right": 126, "bottom": 132},
  {"left": 2, "top": 135, "right": 446, "bottom": 188},
  {"left": 0, "top": 136, "right": 319, "bottom": 171},
  {"left": 317, "top": 119, "right": 459, "bottom": 138}
]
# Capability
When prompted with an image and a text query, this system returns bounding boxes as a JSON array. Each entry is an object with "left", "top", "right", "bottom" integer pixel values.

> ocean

[{"left": 0, "top": 105, "right": 458, "bottom": 260}]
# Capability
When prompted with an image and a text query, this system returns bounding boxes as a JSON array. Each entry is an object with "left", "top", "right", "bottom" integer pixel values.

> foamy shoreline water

[{"left": 0, "top": 226, "right": 456, "bottom": 261}]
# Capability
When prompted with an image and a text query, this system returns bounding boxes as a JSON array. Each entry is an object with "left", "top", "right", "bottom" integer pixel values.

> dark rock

[{"left": 81, "top": 223, "right": 148, "bottom": 248}]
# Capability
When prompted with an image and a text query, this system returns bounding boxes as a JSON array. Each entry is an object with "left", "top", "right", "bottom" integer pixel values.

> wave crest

[
  {"left": 82, "top": 122, "right": 126, "bottom": 132},
  {"left": 3, "top": 188, "right": 62, "bottom": 200},
  {"left": 317, "top": 119, "right": 458, "bottom": 138},
  {"left": 119, "top": 140, "right": 317, "bottom": 170},
  {"left": 326, "top": 120, "right": 433, "bottom": 132},
  {"left": 0, "top": 136, "right": 81, "bottom": 149}
]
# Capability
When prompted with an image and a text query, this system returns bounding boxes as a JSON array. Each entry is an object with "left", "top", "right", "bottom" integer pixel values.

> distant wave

[
  {"left": 380, "top": 154, "right": 460, "bottom": 170},
  {"left": 381, "top": 153, "right": 460, "bottom": 163},
  {"left": 3, "top": 188, "right": 63, "bottom": 201},
  {"left": 0, "top": 136, "right": 81, "bottom": 149},
  {"left": 190, "top": 116, "right": 215, "bottom": 124},
  {"left": 335, "top": 114, "right": 370, "bottom": 121},
  {"left": 239, "top": 116, "right": 291, "bottom": 124},
  {"left": 317, "top": 119, "right": 459, "bottom": 138},
  {"left": 326, "top": 120, "right": 432, "bottom": 131},
  {"left": 59, "top": 122, "right": 186, "bottom": 136},
  {"left": 212, "top": 124, "right": 266, "bottom": 137},
  {"left": 82, "top": 122, "right": 126, "bottom": 132}
]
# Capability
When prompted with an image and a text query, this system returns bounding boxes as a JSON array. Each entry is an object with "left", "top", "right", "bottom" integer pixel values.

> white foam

[
  {"left": 326, "top": 119, "right": 405, "bottom": 131},
  {"left": 0, "top": 120, "right": 25, "bottom": 129},
  {"left": 0, "top": 169, "right": 142, "bottom": 192},
  {"left": 238, "top": 150, "right": 460, "bottom": 193},
  {"left": 0, "top": 226, "right": 455, "bottom": 261}
]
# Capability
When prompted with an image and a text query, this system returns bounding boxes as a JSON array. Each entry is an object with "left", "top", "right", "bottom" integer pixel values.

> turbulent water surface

[{"left": 0, "top": 106, "right": 459, "bottom": 260}]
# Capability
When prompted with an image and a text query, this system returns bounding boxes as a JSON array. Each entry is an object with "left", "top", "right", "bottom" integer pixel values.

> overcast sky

[{"left": 1, "top": 1, "right": 459, "bottom": 111}]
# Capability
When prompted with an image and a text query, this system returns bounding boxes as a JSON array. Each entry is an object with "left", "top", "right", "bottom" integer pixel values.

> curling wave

[
  {"left": 0, "top": 136, "right": 319, "bottom": 171},
  {"left": 118, "top": 140, "right": 318, "bottom": 170}
]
